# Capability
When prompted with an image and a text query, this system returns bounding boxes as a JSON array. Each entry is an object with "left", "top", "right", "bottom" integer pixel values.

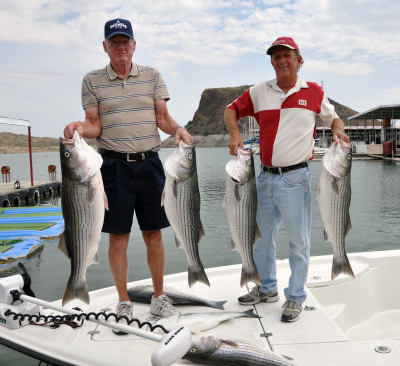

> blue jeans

[{"left": 254, "top": 165, "right": 311, "bottom": 304}]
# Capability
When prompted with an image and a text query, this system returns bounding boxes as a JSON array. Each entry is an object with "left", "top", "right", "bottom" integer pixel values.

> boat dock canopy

[
  {"left": 348, "top": 104, "right": 400, "bottom": 121},
  {"left": 0, "top": 116, "right": 31, "bottom": 127}
]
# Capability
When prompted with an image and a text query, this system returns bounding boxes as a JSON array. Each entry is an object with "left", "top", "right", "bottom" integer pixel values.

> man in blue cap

[{"left": 63, "top": 18, "right": 192, "bottom": 334}]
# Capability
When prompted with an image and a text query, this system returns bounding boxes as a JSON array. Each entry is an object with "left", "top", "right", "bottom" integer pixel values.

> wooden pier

[{"left": 0, "top": 181, "right": 62, "bottom": 207}]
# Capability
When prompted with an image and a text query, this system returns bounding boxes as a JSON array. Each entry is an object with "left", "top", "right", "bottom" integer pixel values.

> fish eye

[
  {"left": 347, "top": 155, "right": 351, "bottom": 160},
  {"left": 190, "top": 349, "right": 196, "bottom": 353},
  {"left": 247, "top": 159, "right": 252, "bottom": 165},
  {"left": 65, "top": 152, "right": 70, "bottom": 158},
  {"left": 188, "top": 153, "right": 193, "bottom": 159}
]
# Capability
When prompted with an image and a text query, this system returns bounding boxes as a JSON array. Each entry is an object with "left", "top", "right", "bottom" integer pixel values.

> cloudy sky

[{"left": 0, "top": 0, "right": 399, "bottom": 140}]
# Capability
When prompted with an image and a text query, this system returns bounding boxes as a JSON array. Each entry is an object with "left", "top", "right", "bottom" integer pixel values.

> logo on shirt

[
  {"left": 110, "top": 20, "right": 127, "bottom": 29},
  {"left": 298, "top": 100, "right": 307, "bottom": 106}
]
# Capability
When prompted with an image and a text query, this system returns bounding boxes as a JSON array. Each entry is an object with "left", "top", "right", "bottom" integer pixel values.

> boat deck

[{"left": 1, "top": 250, "right": 399, "bottom": 365}]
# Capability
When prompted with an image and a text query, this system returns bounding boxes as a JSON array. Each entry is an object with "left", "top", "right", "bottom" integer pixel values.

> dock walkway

[{"left": 0, "top": 181, "right": 62, "bottom": 207}]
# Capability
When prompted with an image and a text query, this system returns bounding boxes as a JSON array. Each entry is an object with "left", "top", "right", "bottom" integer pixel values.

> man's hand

[
  {"left": 63, "top": 122, "right": 83, "bottom": 139},
  {"left": 225, "top": 108, "right": 243, "bottom": 155},
  {"left": 175, "top": 127, "right": 193, "bottom": 145},
  {"left": 331, "top": 117, "right": 350, "bottom": 144},
  {"left": 333, "top": 131, "right": 350, "bottom": 144},
  {"left": 228, "top": 133, "right": 243, "bottom": 156}
]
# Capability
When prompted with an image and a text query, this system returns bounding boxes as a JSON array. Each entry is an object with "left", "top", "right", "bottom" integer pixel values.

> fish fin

[
  {"left": 323, "top": 229, "right": 329, "bottom": 242},
  {"left": 234, "top": 185, "right": 240, "bottom": 202},
  {"left": 90, "top": 250, "right": 99, "bottom": 265},
  {"left": 243, "top": 309, "right": 261, "bottom": 318},
  {"left": 331, "top": 254, "right": 355, "bottom": 280},
  {"left": 88, "top": 181, "right": 96, "bottom": 204},
  {"left": 161, "top": 189, "right": 166, "bottom": 207},
  {"left": 345, "top": 217, "right": 352, "bottom": 237},
  {"left": 332, "top": 178, "right": 340, "bottom": 195},
  {"left": 210, "top": 300, "right": 227, "bottom": 310},
  {"left": 57, "top": 233, "right": 70, "bottom": 259},
  {"left": 62, "top": 278, "right": 90, "bottom": 306},
  {"left": 220, "top": 339, "right": 239, "bottom": 347},
  {"left": 103, "top": 191, "right": 109, "bottom": 211},
  {"left": 199, "top": 221, "right": 205, "bottom": 242},
  {"left": 175, "top": 237, "right": 183, "bottom": 249},
  {"left": 253, "top": 225, "right": 262, "bottom": 245},
  {"left": 188, "top": 266, "right": 210, "bottom": 288},
  {"left": 282, "top": 355, "right": 295, "bottom": 361},
  {"left": 222, "top": 194, "right": 226, "bottom": 208},
  {"left": 240, "top": 266, "right": 261, "bottom": 287},
  {"left": 231, "top": 239, "right": 238, "bottom": 251},
  {"left": 191, "top": 327, "right": 202, "bottom": 335}
]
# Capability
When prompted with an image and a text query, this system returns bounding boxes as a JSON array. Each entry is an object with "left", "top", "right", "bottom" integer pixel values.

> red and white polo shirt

[{"left": 228, "top": 76, "right": 338, "bottom": 167}]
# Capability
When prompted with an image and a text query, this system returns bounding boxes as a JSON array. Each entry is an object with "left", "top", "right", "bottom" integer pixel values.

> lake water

[{"left": 1, "top": 148, "right": 400, "bottom": 364}]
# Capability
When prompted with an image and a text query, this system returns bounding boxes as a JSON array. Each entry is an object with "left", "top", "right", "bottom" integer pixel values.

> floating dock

[
  {"left": 0, "top": 181, "right": 62, "bottom": 207},
  {"left": 0, "top": 206, "right": 64, "bottom": 267}
]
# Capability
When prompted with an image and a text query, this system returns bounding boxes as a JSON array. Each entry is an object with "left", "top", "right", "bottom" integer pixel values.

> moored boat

[{"left": 0, "top": 249, "right": 399, "bottom": 365}]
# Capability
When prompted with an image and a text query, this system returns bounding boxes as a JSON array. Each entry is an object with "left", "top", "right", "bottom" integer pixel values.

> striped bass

[
  {"left": 59, "top": 130, "right": 108, "bottom": 306},
  {"left": 128, "top": 285, "right": 226, "bottom": 310},
  {"left": 162, "top": 140, "right": 210, "bottom": 287},
  {"left": 153, "top": 309, "right": 260, "bottom": 334},
  {"left": 183, "top": 335, "right": 297, "bottom": 366},
  {"left": 317, "top": 140, "right": 355, "bottom": 280},
  {"left": 223, "top": 147, "right": 261, "bottom": 287}
]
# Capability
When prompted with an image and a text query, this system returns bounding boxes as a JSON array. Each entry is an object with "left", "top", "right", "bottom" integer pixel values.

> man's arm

[
  {"left": 63, "top": 106, "right": 102, "bottom": 139},
  {"left": 225, "top": 107, "right": 243, "bottom": 155},
  {"left": 155, "top": 99, "right": 193, "bottom": 145},
  {"left": 330, "top": 117, "right": 350, "bottom": 144}
]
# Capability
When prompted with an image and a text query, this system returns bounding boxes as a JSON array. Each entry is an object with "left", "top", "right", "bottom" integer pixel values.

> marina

[
  {"left": 0, "top": 181, "right": 62, "bottom": 208},
  {"left": 0, "top": 148, "right": 400, "bottom": 365},
  {"left": 0, "top": 249, "right": 399, "bottom": 365}
]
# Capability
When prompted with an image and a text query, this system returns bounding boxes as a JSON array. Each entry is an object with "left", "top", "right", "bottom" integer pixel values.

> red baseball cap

[{"left": 266, "top": 37, "right": 300, "bottom": 55}]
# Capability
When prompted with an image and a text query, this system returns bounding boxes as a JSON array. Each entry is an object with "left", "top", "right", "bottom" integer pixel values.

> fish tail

[
  {"left": 243, "top": 309, "right": 261, "bottom": 318},
  {"left": 208, "top": 300, "right": 227, "bottom": 310},
  {"left": 188, "top": 266, "right": 210, "bottom": 288},
  {"left": 240, "top": 266, "right": 261, "bottom": 287},
  {"left": 62, "top": 277, "right": 90, "bottom": 306},
  {"left": 331, "top": 255, "right": 355, "bottom": 280}
]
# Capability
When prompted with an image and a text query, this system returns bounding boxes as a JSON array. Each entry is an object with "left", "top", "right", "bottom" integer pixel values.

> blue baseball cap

[{"left": 104, "top": 18, "right": 134, "bottom": 40}]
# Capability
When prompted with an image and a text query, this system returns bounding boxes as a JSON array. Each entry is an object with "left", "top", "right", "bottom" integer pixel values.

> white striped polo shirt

[
  {"left": 228, "top": 76, "right": 338, "bottom": 167},
  {"left": 82, "top": 62, "right": 170, "bottom": 153}
]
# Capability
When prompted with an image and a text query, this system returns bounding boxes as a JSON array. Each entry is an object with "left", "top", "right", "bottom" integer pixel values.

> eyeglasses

[{"left": 107, "top": 39, "right": 134, "bottom": 49}]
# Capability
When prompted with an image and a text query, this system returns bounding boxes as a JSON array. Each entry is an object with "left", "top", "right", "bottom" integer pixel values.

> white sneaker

[
  {"left": 113, "top": 301, "right": 134, "bottom": 335},
  {"left": 150, "top": 294, "right": 180, "bottom": 317}
]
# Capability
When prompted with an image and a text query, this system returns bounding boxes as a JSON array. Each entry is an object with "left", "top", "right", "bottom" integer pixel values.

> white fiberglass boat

[
  {"left": 0, "top": 249, "right": 399, "bottom": 365},
  {"left": 313, "top": 146, "right": 329, "bottom": 158}
]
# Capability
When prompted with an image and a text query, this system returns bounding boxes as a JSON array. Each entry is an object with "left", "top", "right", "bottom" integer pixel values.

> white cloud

[
  {"left": 305, "top": 60, "right": 374, "bottom": 75},
  {"left": 0, "top": 0, "right": 399, "bottom": 138}
]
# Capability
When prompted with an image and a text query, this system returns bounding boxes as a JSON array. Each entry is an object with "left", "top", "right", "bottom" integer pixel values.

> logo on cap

[
  {"left": 274, "top": 40, "right": 286, "bottom": 45},
  {"left": 110, "top": 20, "right": 127, "bottom": 29}
]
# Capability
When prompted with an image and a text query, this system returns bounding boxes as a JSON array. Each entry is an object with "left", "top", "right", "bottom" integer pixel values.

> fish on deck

[
  {"left": 128, "top": 285, "right": 226, "bottom": 310},
  {"left": 152, "top": 309, "right": 261, "bottom": 334}
]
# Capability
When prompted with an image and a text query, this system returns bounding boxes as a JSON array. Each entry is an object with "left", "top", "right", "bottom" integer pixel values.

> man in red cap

[{"left": 225, "top": 37, "right": 349, "bottom": 322}]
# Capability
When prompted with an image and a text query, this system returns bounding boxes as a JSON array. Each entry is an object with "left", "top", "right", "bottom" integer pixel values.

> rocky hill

[{"left": 0, "top": 132, "right": 96, "bottom": 154}]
